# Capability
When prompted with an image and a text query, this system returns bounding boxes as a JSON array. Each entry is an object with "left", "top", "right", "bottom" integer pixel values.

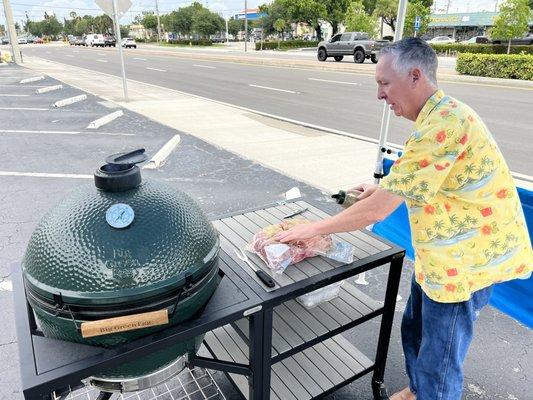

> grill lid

[{"left": 22, "top": 149, "right": 219, "bottom": 307}]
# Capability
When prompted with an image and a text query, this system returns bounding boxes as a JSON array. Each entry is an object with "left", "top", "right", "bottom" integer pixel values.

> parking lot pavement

[{"left": 1, "top": 64, "right": 530, "bottom": 400}]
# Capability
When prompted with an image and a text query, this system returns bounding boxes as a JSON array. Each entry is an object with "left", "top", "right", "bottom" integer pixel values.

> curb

[
  {"left": 53, "top": 94, "right": 87, "bottom": 108},
  {"left": 36, "top": 84, "right": 63, "bottom": 94},
  {"left": 87, "top": 110, "right": 123, "bottom": 129}
]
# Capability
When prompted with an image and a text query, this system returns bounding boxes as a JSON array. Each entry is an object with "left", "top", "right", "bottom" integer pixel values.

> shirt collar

[{"left": 415, "top": 89, "right": 445, "bottom": 127}]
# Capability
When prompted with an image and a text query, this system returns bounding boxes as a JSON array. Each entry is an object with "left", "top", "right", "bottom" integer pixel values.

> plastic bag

[
  {"left": 246, "top": 219, "right": 355, "bottom": 274},
  {"left": 297, "top": 281, "right": 344, "bottom": 308}
]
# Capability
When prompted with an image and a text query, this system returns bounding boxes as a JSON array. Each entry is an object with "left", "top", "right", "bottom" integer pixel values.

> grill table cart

[{"left": 13, "top": 200, "right": 404, "bottom": 400}]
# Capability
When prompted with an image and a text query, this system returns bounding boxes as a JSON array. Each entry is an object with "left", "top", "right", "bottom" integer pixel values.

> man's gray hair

[{"left": 380, "top": 37, "right": 438, "bottom": 85}]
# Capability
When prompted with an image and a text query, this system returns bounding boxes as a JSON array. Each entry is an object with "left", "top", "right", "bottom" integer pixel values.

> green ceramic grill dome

[{"left": 21, "top": 149, "right": 221, "bottom": 392}]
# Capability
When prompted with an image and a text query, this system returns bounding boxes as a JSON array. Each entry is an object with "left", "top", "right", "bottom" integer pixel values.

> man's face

[{"left": 375, "top": 54, "right": 417, "bottom": 121}]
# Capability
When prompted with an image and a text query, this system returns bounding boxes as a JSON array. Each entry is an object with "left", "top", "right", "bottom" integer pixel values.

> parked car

[
  {"left": 75, "top": 36, "right": 86, "bottom": 46},
  {"left": 17, "top": 37, "right": 28, "bottom": 44},
  {"left": 68, "top": 36, "right": 78, "bottom": 45},
  {"left": 492, "top": 33, "right": 533, "bottom": 45},
  {"left": 427, "top": 36, "right": 455, "bottom": 44},
  {"left": 460, "top": 36, "right": 489, "bottom": 44},
  {"left": 121, "top": 37, "right": 137, "bottom": 49},
  {"left": 317, "top": 32, "right": 387, "bottom": 64},
  {"left": 86, "top": 34, "right": 106, "bottom": 47},
  {"left": 34, "top": 37, "right": 44, "bottom": 44},
  {"left": 1, "top": 37, "right": 9, "bottom": 45},
  {"left": 104, "top": 36, "right": 116, "bottom": 47}
]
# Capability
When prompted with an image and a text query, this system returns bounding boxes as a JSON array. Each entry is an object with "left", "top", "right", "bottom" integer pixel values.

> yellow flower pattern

[{"left": 380, "top": 90, "right": 532, "bottom": 302}]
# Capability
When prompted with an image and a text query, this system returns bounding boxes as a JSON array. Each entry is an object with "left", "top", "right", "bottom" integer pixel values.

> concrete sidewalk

[{"left": 21, "top": 56, "right": 532, "bottom": 192}]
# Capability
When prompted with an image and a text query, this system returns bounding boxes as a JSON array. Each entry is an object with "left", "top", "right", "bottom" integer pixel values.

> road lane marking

[
  {"left": 66, "top": 55, "right": 75, "bottom": 58},
  {"left": 0, "top": 129, "right": 134, "bottom": 136},
  {"left": 0, "top": 107, "right": 48, "bottom": 110},
  {"left": 0, "top": 94, "right": 29, "bottom": 97},
  {"left": 146, "top": 67, "right": 167, "bottom": 72},
  {"left": 98, "top": 53, "right": 106, "bottom": 56},
  {"left": 133, "top": 57, "right": 147, "bottom": 61},
  {"left": 144, "top": 134, "right": 180, "bottom": 169},
  {"left": 0, "top": 171, "right": 92, "bottom": 179},
  {"left": 308, "top": 78, "right": 360, "bottom": 86},
  {"left": 248, "top": 84, "right": 299, "bottom": 94},
  {"left": 193, "top": 64, "right": 216, "bottom": 69},
  {"left": 96, "top": 59, "right": 108, "bottom": 63}
]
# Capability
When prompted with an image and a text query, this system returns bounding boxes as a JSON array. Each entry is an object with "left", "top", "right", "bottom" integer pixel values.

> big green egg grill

[{"left": 21, "top": 149, "right": 221, "bottom": 392}]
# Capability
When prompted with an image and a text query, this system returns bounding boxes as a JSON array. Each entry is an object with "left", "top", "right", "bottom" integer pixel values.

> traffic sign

[{"left": 95, "top": 0, "right": 132, "bottom": 20}]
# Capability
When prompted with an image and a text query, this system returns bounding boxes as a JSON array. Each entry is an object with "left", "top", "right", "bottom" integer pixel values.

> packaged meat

[
  {"left": 246, "top": 219, "right": 355, "bottom": 274},
  {"left": 297, "top": 281, "right": 344, "bottom": 308}
]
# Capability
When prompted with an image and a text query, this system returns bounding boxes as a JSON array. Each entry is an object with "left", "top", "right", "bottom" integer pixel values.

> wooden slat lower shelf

[{"left": 203, "top": 325, "right": 373, "bottom": 400}]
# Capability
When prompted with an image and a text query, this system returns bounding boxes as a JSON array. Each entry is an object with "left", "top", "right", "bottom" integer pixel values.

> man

[{"left": 275, "top": 38, "right": 532, "bottom": 399}]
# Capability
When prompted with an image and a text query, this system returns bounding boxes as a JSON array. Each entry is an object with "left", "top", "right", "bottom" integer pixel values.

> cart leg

[
  {"left": 371, "top": 254, "right": 404, "bottom": 400},
  {"left": 248, "top": 308, "right": 273, "bottom": 400}
]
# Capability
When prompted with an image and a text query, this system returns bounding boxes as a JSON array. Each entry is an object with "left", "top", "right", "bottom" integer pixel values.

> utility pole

[
  {"left": 446, "top": 0, "right": 452, "bottom": 14},
  {"left": 111, "top": 0, "right": 128, "bottom": 101},
  {"left": 155, "top": 0, "right": 162, "bottom": 44},
  {"left": 2, "top": 0, "right": 22, "bottom": 63},
  {"left": 244, "top": 0, "right": 248, "bottom": 52},
  {"left": 225, "top": 17, "right": 229, "bottom": 43}
]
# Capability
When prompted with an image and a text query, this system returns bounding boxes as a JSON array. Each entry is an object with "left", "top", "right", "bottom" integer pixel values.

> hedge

[
  {"left": 456, "top": 53, "right": 533, "bottom": 81},
  {"left": 165, "top": 39, "right": 212, "bottom": 46},
  {"left": 430, "top": 43, "right": 533, "bottom": 56},
  {"left": 255, "top": 40, "right": 320, "bottom": 50}
]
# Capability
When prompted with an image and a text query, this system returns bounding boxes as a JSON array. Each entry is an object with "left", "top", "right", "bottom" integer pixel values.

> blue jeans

[{"left": 401, "top": 275, "right": 493, "bottom": 400}]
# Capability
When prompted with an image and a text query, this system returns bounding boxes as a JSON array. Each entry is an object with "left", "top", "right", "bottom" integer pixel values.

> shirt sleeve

[{"left": 380, "top": 122, "right": 465, "bottom": 205}]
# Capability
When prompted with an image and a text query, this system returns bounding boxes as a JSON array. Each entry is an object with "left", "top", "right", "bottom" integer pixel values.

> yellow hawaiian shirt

[{"left": 380, "top": 90, "right": 532, "bottom": 302}]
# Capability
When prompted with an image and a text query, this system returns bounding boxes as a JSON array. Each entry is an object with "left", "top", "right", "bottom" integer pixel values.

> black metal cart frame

[{"left": 13, "top": 200, "right": 405, "bottom": 400}]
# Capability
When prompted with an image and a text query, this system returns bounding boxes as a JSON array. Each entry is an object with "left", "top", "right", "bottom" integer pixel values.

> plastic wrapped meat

[{"left": 247, "top": 219, "right": 333, "bottom": 273}]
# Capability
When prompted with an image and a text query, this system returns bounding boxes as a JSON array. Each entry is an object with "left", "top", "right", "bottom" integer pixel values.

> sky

[{"left": 2, "top": 0, "right": 503, "bottom": 27}]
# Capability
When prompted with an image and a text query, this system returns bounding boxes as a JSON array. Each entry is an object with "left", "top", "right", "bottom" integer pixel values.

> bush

[
  {"left": 430, "top": 43, "right": 533, "bottom": 56},
  {"left": 456, "top": 53, "right": 533, "bottom": 80},
  {"left": 166, "top": 39, "right": 212, "bottom": 46},
  {"left": 256, "top": 40, "right": 320, "bottom": 51}
]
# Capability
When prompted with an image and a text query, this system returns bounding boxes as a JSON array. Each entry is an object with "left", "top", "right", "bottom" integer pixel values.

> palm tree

[
  {"left": 455, "top": 174, "right": 465, "bottom": 184},
  {"left": 419, "top": 180, "right": 429, "bottom": 193},
  {"left": 434, "top": 220, "right": 445, "bottom": 230},
  {"left": 464, "top": 163, "right": 475, "bottom": 175},
  {"left": 457, "top": 221, "right": 467, "bottom": 232},
  {"left": 490, "top": 240, "right": 501, "bottom": 250},
  {"left": 449, "top": 214, "right": 459, "bottom": 225}
]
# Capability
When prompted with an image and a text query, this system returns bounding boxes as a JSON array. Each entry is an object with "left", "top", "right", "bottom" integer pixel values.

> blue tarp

[{"left": 372, "top": 158, "right": 532, "bottom": 328}]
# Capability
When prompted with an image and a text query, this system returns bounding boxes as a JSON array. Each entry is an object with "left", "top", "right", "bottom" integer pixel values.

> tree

[
  {"left": 345, "top": 0, "right": 378, "bottom": 37},
  {"left": 491, "top": 0, "right": 530, "bottom": 53},
  {"left": 278, "top": 0, "right": 327, "bottom": 40},
  {"left": 120, "top": 25, "right": 130, "bottom": 38},
  {"left": 74, "top": 19, "right": 89, "bottom": 36},
  {"left": 41, "top": 15, "right": 63, "bottom": 38},
  {"left": 403, "top": 0, "right": 431, "bottom": 38},
  {"left": 322, "top": 0, "right": 350, "bottom": 35},
  {"left": 273, "top": 18, "right": 286, "bottom": 48},
  {"left": 373, "top": 0, "right": 397, "bottom": 32},
  {"left": 142, "top": 13, "right": 158, "bottom": 31},
  {"left": 192, "top": 7, "right": 224, "bottom": 38},
  {"left": 258, "top": 1, "right": 291, "bottom": 37}
]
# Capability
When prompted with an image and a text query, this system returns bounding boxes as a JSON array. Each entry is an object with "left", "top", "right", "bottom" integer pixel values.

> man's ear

[{"left": 410, "top": 68, "right": 422, "bottom": 85}]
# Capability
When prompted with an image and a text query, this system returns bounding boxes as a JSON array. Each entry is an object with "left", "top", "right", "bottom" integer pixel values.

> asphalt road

[{"left": 18, "top": 44, "right": 532, "bottom": 176}]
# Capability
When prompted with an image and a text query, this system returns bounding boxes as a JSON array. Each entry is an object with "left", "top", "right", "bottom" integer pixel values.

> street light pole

[
  {"left": 244, "top": 0, "right": 248, "bottom": 52},
  {"left": 155, "top": 0, "right": 162, "bottom": 44},
  {"left": 2, "top": 0, "right": 22, "bottom": 63}
]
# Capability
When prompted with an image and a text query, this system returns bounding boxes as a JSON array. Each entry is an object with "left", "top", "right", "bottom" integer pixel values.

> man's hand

[
  {"left": 274, "top": 221, "right": 320, "bottom": 243},
  {"left": 351, "top": 183, "right": 378, "bottom": 201}
]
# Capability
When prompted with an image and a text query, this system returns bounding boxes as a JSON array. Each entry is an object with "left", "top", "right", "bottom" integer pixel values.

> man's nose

[{"left": 377, "top": 90, "right": 386, "bottom": 100}]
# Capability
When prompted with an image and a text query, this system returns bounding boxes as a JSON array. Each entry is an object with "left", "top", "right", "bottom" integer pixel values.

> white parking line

[
  {"left": 308, "top": 78, "right": 361, "bottom": 86},
  {"left": 193, "top": 64, "right": 216, "bottom": 69},
  {"left": 146, "top": 67, "right": 167, "bottom": 72},
  {"left": 0, "top": 107, "right": 48, "bottom": 110},
  {"left": 96, "top": 59, "right": 108, "bottom": 63},
  {"left": 248, "top": 84, "right": 299, "bottom": 94},
  {"left": 0, "top": 129, "right": 134, "bottom": 136},
  {"left": 0, "top": 94, "right": 29, "bottom": 97},
  {"left": 133, "top": 57, "right": 147, "bottom": 61},
  {"left": 0, "top": 171, "right": 92, "bottom": 179}
]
